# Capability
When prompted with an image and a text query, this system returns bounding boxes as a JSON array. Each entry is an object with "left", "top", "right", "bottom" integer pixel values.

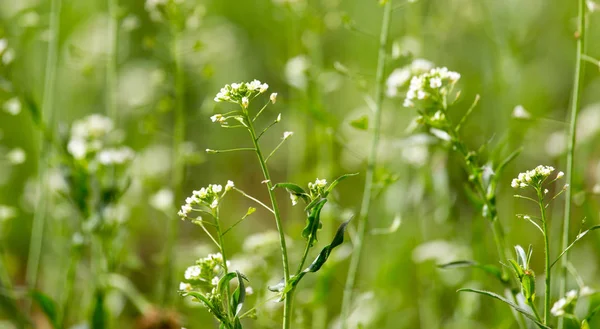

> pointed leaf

[
  {"left": 231, "top": 271, "right": 246, "bottom": 316},
  {"left": 350, "top": 115, "right": 369, "bottom": 130},
  {"left": 438, "top": 261, "right": 507, "bottom": 284},
  {"left": 301, "top": 198, "right": 327, "bottom": 245},
  {"left": 325, "top": 173, "right": 359, "bottom": 196},
  {"left": 31, "top": 291, "right": 59, "bottom": 329},
  {"left": 218, "top": 272, "right": 237, "bottom": 297},
  {"left": 551, "top": 225, "right": 600, "bottom": 268},
  {"left": 457, "top": 288, "right": 550, "bottom": 329},
  {"left": 91, "top": 291, "right": 107, "bottom": 329}
]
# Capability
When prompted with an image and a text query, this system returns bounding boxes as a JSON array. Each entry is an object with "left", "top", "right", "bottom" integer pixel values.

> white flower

[
  {"left": 2, "top": 48, "right": 15, "bottom": 65},
  {"left": 67, "top": 139, "right": 87, "bottom": 160},
  {"left": 210, "top": 199, "right": 218, "bottom": 209},
  {"left": 3, "top": 97, "right": 21, "bottom": 115},
  {"left": 551, "top": 298, "right": 567, "bottom": 317},
  {"left": 566, "top": 290, "right": 578, "bottom": 300},
  {"left": 290, "top": 193, "right": 298, "bottom": 206},
  {"left": 430, "top": 77, "right": 442, "bottom": 88},
  {"left": 276, "top": 113, "right": 282, "bottom": 122},
  {"left": 96, "top": 147, "right": 135, "bottom": 165},
  {"left": 245, "top": 286, "right": 254, "bottom": 295},
  {"left": 184, "top": 265, "right": 202, "bottom": 280},
  {"left": 285, "top": 55, "right": 310, "bottom": 90},
  {"left": 0, "top": 205, "right": 17, "bottom": 221},
  {"left": 314, "top": 178, "right": 327, "bottom": 188},
  {"left": 179, "top": 282, "right": 192, "bottom": 292},
  {"left": 580, "top": 286, "right": 595, "bottom": 296},
  {"left": 211, "top": 184, "right": 223, "bottom": 193},
  {"left": 211, "top": 114, "right": 225, "bottom": 123},
  {"left": 225, "top": 180, "right": 234, "bottom": 191},
  {"left": 6, "top": 148, "right": 26, "bottom": 165},
  {"left": 0, "top": 38, "right": 7, "bottom": 54},
  {"left": 242, "top": 97, "right": 249, "bottom": 108},
  {"left": 211, "top": 276, "right": 219, "bottom": 286},
  {"left": 283, "top": 131, "right": 294, "bottom": 139},
  {"left": 556, "top": 171, "right": 564, "bottom": 179},
  {"left": 386, "top": 68, "right": 411, "bottom": 97},
  {"left": 270, "top": 92, "right": 278, "bottom": 104},
  {"left": 150, "top": 189, "right": 174, "bottom": 212},
  {"left": 512, "top": 105, "right": 531, "bottom": 119},
  {"left": 178, "top": 204, "right": 192, "bottom": 218}
]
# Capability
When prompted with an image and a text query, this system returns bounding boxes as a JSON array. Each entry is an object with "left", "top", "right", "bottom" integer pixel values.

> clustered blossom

[
  {"left": 214, "top": 80, "right": 269, "bottom": 105},
  {"left": 178, "top": 182, "right": 232, "bottom": 218},
  {"left": 403, "top": 67, "right": 461, "bottom": 108},
  {"left": 308, "top": 178, "right": 327, "bottom": 197},
  {"left": 510, "top": 165, "right": 563, "bottom": 189},
  {"left": 386, "top": 59, "right": 434, "bottom": 97},
  {"left": 179, "top": 253, "right": 231, "bottom": 307},
  {"left": 551, "top": 287, "right": 595, "bottom": 317},
  {"left": 66, "top": 114, "right": 134, "bottom": 166}
]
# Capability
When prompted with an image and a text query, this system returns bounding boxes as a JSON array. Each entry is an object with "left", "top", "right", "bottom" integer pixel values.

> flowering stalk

[
  {"left": 340, "top": 1, "right": 392, "bottom": 326},
  {"left": 243, "top": 107, "right": 293, "bottom": 329},
  {"left": 25, "top": 0, "right": 61, "bottom": 314},
  {"left": 559, "top": 1, "right": 586, "bottom": 328},
  {"left": 537, "top": 187, "right": 551, "bottom": 324}
]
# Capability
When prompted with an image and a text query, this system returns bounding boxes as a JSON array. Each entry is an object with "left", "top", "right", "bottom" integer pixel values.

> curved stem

[
  {"left": 25, "top": 0, "right": 61, "bottom": 315},
  {"left": 244, "top": 110, "right": 292, "bottom": 329},
  {"left": 559, "top": 1, "right": 586, "bottom": 328},
  {"left": 340, "top": 2, "right": 392, "bottom": 327}
]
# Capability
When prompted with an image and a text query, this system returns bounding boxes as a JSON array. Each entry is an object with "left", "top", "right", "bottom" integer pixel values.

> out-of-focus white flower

[
  {"left": 67, "top": 139, "right": 87, "bottom": 160},
  {"left": 0, "top": 205, "right": 17, "bottom": 221},
  {"left": 270, "top": 92, "right": 278, "bottom": 104},
  {"left": 404, "top": 67, "right": 461, "bottom": 108},
  {"left": 3, "top": 97, "right": 21, "bottom": 115},
  {"left": 283, "top": 131, "right": 294, "bottom": 140},
  {"left": 2, "top": 48, "right": 15, "bottom": 65},
  {"left": 184, "top": 265, "right": 202, "bottom": 280},
  {"left": 96, "top": 147, "right": 135, "bottom": 165},
  {"left": 285, "top": 55, "right": 310, "bottom": 90},
  {"left": 512, "top": 105, "right": 531, "bottom": 119},
  {"left": 551, "top": 298, "right": 567, "bottom": 316},
  {"left": 0, "top": 39, "right": 7, "bottom": 54},
  {"left": 511, "top": 165, "right": 559, "bottom": 189},
  {"left": 121, "top": 15, "right": 140, "bottom": 31},
  {"left": 6, "top": 148, "right": 26, "bottom": 164},
  {"left": 225, "top": 180, "right": 234, "bottom": 191},
  {"left": 150, "top": 189, "right": 174, "bottom": 212},
  {"left": 179, "top": 282, "right": 192, "bottom": 292}
]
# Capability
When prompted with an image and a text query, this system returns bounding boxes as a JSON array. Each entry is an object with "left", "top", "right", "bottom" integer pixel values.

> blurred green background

[{"left": 1, "top": 0, "right": 600, "bottom": 328}]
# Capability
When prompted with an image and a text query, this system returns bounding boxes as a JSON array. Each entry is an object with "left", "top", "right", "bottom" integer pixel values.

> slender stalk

[
  {"left": 559, "top": 1, "right": 586, "bottom": 328},
  {"left": 107, "top": 0, "right": 118, "bottom": 122},
  {"left": 340, "top": 2, "right": 392, "bottom": 327},
  {"left": 213, "top": 208, "right": 233, "bottom": 321},
  {"left": 244, "top": 109, "right": 292, "bottom": 329},
  {"left": 58, "top": 245, "right": 82, "bottom": 328},
  {"left": 25, "top": 0, "right": 61, "bottom": 315},
  {"left": 537, "top": 189, "right": 551, "bottom": 324}
]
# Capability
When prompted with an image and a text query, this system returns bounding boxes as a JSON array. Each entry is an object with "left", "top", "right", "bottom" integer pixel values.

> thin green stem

[
  {"left": 107, "top": 0, "right": 118, "bottom": 122},
  {"left": 340, "top": 2, "right": 392, "bottom": 327},
  {"left": 265, "top": 138, "right": 289, "bottom": 163},
  {"left": 58, "top": 244, "right": 82, "bottom": 328},
  {"left": 233, "top": 188, "right": 274, "bottom": 214},
  {"left": 559, "top": 1, "right": 586, "bottom": 328},
  {"left": 163, "top": 28, "right": 186, "bottom": 306},
  {"left": 244, "top": 109, "right": 292, "bottom": 329},
  {"left": 537, "top": 188, "right": 551, "bottom": 324},
  {"left": 25, "top": 0, "right": 61, "bottom": 316},
  {"left": 213, "top": 208, "right": 233, "bottom": 320}
]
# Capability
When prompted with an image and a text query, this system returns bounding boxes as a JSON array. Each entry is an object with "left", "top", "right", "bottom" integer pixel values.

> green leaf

[
  {"left": 301, "top": 198, "right": 327, "bottom": 246},
  {"left": 350, "top": 115, "right": 369, "bottom": 130},
  {"left": 91, "top": 291, "right": 107, "bottom": 329},
  {"left": 457, "top": 288, "right": 550, "bottom": 329},
  {"left": 231, "top": 271, "right": 247, "bottom": 316},
  {"left": 585, "top": 304, "right": 600, "bottom": 323},
  {"left": 325, "top": 173, "right": 359, "bottom": 196},
  {"left": 31, "top": 291, "right": 59, "bottom": 329},
  {"left": 438, "top": 260, "right": 508, "bottom": 284},
  {"left": 581, "top": 319, "right": 590, "bottom": 329},
  {"left": 218, "top": 272, "right": 237, "bottom": 297},
  {"left": 289, "top": 220, "right": 350, "bottom": 290},
  {"left": 551, "top": 225, "right": 600, "bottom": 268},
  {"left": 272, "top": 183, "right": 310, "bottom": 203}
]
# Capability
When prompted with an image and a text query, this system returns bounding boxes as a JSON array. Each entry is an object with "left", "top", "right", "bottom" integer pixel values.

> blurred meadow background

[{"left": 1, "top": 0, "right": 600, "bottom": 328}]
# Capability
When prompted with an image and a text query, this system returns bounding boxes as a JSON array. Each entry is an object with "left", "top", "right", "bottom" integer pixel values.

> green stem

[
  {"left": 213, "top": 208, "right": 233, "bottom": 320},
  {"left": 58, "top": 244, "right": 82, "bottom": 328},
  {"left": 340, "top": 2, "right": 392, "bottom": 327},
  {"left": 163, "top": 28, "right": 186, "bottom": 306},
  {"left": 559, "top": 1, "right": 586, "bottom": 328},
  {"left": 244, "top": 109, "right": 292, "bottom": 329},
  {"left": 25, "top": 0, "right": 61, "bottom": 316},
  {"left": 107, "top": 0, "right": 118, "bottom": 122},
  {"left": 537, "top": 188, "right": 551, "bottom": 324}
]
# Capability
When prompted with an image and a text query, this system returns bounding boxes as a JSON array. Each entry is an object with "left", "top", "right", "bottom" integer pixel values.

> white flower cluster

[
  {"left": 511, "top": 165, "right": 563, "bottom": 189},
  {"left": 308, "top": 178, "right": 327, "bottom": 198},
  {"left": 551, "top": 287, "right": 595, "bottom": 317},
  {"left": 403, "top": 67, "right": 461, "bottom": 108},
  {"left": 177, "top": 181, "right": 234, "bottom": 218},
  {"left": 213, "top": 80, "right": 269, "bottom": 105},
  {"left": 67, "top": 114, "right": 135, "bottom": 166},
  {"left": 3, "top": 97, "right": 21, "bottom": 116},
  {"left": 180, "top": 253, "right": 231, "bottom": 297},
  {"left": 386, "top": 59, "right": 434, "bottom": 97}
]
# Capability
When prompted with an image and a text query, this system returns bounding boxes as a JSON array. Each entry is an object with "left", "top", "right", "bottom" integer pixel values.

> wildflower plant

[{"left": 178, "top": 80, "right": 354, "bottom": 329}]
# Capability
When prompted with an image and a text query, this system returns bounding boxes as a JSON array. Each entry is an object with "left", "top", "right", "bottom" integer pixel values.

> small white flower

[
  {"left": 0, "top": 205, "right": 17, "bottom": 221},
  {"left": 315, "top": 178, "right": 327, "bottom": 188},
  {"left": 211, "top": 184, "right": 223, "bottom": 193},
  {"left": 67, "top": 139, "right": 87, "bottom": 160},
  {"left": 179, "top": 282, "right": 192, "bottom": 291},
  {"left": 150, "top": 189, "right": 174, "bottom": 212},
  {"left": 245, "top": 286, "right": 254, "bottom": 295},
  {"left": 0, "top": 38, "right": 7, "bottom": 54},
  {"left": 210, "top": 199, "right": 218, "bottom": 209},
  {"left": 276, "top": 113, "right": 282, "bottom": 122},
  {"left": 2, "top": 48, "right": 15, "bottom": 65},
  {"left": 211, "top": 114, "right": 225, "bottom": 123},
  {"left": 211, "top": 276, "right": 220, "bottom": 286},
  {"left": 556, "top": 171, "right": 564, "bottom": 179},
  {"left": 430, "top": 77, "right": 442, "bottom": 88},
  {"left": 270, "top": 92, "right": 278, "bottom": 104},
  {"left": 283, "top": 131, "right": 294, "bottom": 139},
  {"left": 566, "top": 289, "right": 578, "bottom": 300},
  {"left": 3, "top": 97, "right": 21, "bottom": 115},
  {"left": 225, "top": 180, "right": 234, "bottom": 191},
  {"left": 512, "top": 105, "right": 531, "bottom": 119},
  {"left": 184, "top": 265, "right": 202, "bottom": 280},
  {"left": 242, "top": 97, "right": 249, "bottom": 108},
  {"left": 6, "top": 148, "right": 26, "bottom": 165},
  {"left": 178, "top": 204, "right": 192, "bottom": 218},
  {"left": 290, "top": 193, "right": 298, "bottom": 206},
  {"left": 523, "top": 215, "right": 531, "bottom": 220},
  {"left": 580, "top": 286, "right": 595, "bottom": 296},
  {"left": 551, "top": 298, "right": 567, "bottom": 317}
]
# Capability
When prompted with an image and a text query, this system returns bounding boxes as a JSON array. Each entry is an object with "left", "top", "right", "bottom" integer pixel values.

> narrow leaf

[
  {"left": 218, "top": 272, "right": 237, "bottom": 297},
  {"left": 272, "top": 183, "right": 310, "bottom": 204},
  {"left": 301, "top": 198, "right": 327, "bottom": 245},
  {"left": 91, "top": 291, "right": 107, "bottom": 329},
  {"left": 438, "top": 261, "right": 507, "bottom": 283},
  {"left": 325, "top": 173, "right": 359, "bottom": 196},
  {"left": 551, "top": 225, "right": 600, "bottom": 268},
  {"left": 31, "top": 291, "right": 59, "bottom": 329},
  {"left": 231, "top": 271, "right": 246, "bottom": 316},
  {"left": 457, "top": 288, "right": 550, "bottom": 329}
]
